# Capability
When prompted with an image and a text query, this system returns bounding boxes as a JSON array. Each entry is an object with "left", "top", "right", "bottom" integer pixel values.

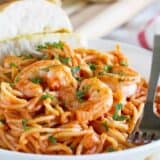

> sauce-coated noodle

[{"left": 0, "top": 41, "right": 147, "bottom": 155}]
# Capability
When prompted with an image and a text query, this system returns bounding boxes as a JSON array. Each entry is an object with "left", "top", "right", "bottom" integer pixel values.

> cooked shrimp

[
  {"left": 111, "top": 66, "right": 140, "bottom": 82},
  {"left": 15, "top": 60, "right": 77, "bottom": 98},
  {"left": 74, "top": 78, "right": 113, "bottom": 122},
  {"left": 99, "top": 66, "right": 140, "bottom": 103},
  {"left": 46, "top": 65, "right": 77, "bottom": 90}
]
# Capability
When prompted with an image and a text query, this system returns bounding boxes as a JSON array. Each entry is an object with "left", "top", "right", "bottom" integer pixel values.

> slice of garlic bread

[
  {"left": 0, "top": 0, "right": 72, "bottom": 40},
  {"left": 0, "top": 33, "right": 87, "bottom": 63}
]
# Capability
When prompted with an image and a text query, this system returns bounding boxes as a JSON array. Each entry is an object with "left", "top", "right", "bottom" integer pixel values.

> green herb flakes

[
  {"left": 31, "top": 77, "right": 43, "bottom": 84},
  {"left": 102, "top": 121, "right": 109, "bottom": 131},
  {"left": 88, "top": 63, "right": 96, "bottom": 71},
  {"left": 49, "top": 41, "right": 64, "bottom": 50},
  {"left": 14, "top": 76, "right": 19, "bottom": 83},
  {"left": 76, "top": 85, "right": 90, "bottom": 102},
  {"left": 117, "top": 72, "right": 125, "bottom": 76},
  {"left": 71, "top": 66, "right": 80, "bottom": 75},
  {"left": 54, "top": 54, "right": 59, "bottom": 60},
  {"left": 107, "top": 147, "right": 116, "bottom": 152},
  {"left": 59, "top": 57, "right": 71, "bottom": 65},
  {"left": 76, "top": 90, "right": 85, "bottom": 102},
  {"left": 113, "top": 114, "right": 127, "bottom": 121},
  {"left": 98, "top": 72, "right": 105, "bottom": 76},
  {"left": 48, "top": 136, "right": 57, "bottom": 144},
  {"left": 10, "top": 62, "right": 17, "bottom": 68},
  {"left": 120, "top": 61, "right": 128, "bottom": 66},
  {"left": 75, "top": 77, "right": 81, "bottom": 81},
  {"left": 115, "top": 103, "right": 123, "bottom": 110},
  {"left": 112, "top": 103, "right": 127, "bottom": 121},
  {"left": 41, "top": 67, "right": 50, "bottom": 72},
  {"left": 41, "top": 93, "right": 54, "bottom": 101},
  {"left": 104, "top": 65, "right": 112, "bottom": 73},
  {"left": 23, "top": 54, "right": 33, "bottom": 60},
  {"left": 0, "top": 119, "right": 6, "bottom": 124},
  {"left": 41, "top": 54, "right": 49, "bottom": 60},
  {"left": 70, "top": 145, "right": 75, "bottom": 150},
  {"left": 22, "top": 119, "right": 30, "bottom": 131},
  {"left": 37, "top": 41, "right": 64, "bottom": 51}
]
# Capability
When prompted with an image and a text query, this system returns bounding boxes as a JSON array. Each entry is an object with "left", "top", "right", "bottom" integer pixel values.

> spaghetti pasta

[{"left": 0, "top": 41, "right": 147, "bottom": 155}]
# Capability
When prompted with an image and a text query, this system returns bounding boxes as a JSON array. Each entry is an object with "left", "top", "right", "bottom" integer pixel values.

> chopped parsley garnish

[
  {"left": 113, "top": 114, "right": 127, "bottom": 121},
  {"left": 9, "top": 83, "right": 15, "bottom": 87},
  {"left": 41, "top": 65, "right": 53, "bottom": 72},
  {"left": 107, "top": 147, "right": 116, "bottom": 152},
  {"left": 102, "top": 121, "right": 109, "bottom": 131},
  {"left": 76, "top": 90, "right": 85, "bottom": 102},
  {"left": 98, "top": 72, "right": 105, "bottom": 76},
  {"left": 76, "top": 85, "right": 90, "bottom": 102},
  {"left": 53, "top": 54, "right": 71, "bottom": 65},
  {"left": 48, "top": 136, "right": 57, "bottom": 144},
  {"left": 88, "top": 63, "right": 96, "bottom": 71},
  {"left": 59, "top": 57, "right": 71, "bottom": 65},
  {"left": 41, "top": 54, "right": 49, "bottom": 60},
  {"left": 48, "top": 41, "right": 64, "bottom": 50},
  {"left": 75, "top": 77, "right": 81, "bottom": 81},
  {"left": 22, "top": 119, "right": 30, "bottom": 131},
  {"left": 71, "top": 66, "right": 81, "bottom": 81},
  {"left": 54, "top": 54, "right": 59, "bottom": 60},
  {"left": 9, "top": 76, "right": 19, "bottom": 87},
  {"left": 117, "top": 72, "right": 125, "bottom": 76},
  {"left": 37, "top": 41, "right": 64, "bottom": 51},
  {"left": 120, "top": 61, "right": 128, "bottom": 66},
  {"left": 104, "top": 65, "right": 112, "bottom": 73},
  {"left": 10, "top": 62, "right": 17, "bottom": 68},
  {"left": 0, "top": 119, "right": 6, "bottom": 124},
  {"left": 71, "top": 66, "right": 80, "bottom": 75},
  {"left": 14, "top": 76, "right": 19, "bottom": 83},
  {"left": 37, "top": 45, "right": 47, "bottom": 51},
  {"left": 23, "top": 54, "right": 33, "bottom": 60},
  {"left": 115, "top": 103, "right": 123, "bottom": 110},
  {"left": 112, "top": 103, "right": 127, "bottom": 121},
  {"left": 41, "top": 93, "right": 54, "bottom": 101},
  {"left": 81, "top": 85, "right": 91, "bottom": 93},
  {"left": 70, "top": 145, "right": 75, "bottom": 150},
  {"left": 41, "top": 67, "right": 50, "bottom": 72},
  {"left": 31, "top": 77, "right": 43, "bottom": 84}
]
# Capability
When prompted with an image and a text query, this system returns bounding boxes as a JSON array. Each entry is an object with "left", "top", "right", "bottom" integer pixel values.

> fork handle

[
  {"left": 147, "top": 35, "right": 160, "bottom": 102},
  {"left": 141, "top": 35, "right": 160, "bottom": 129}
]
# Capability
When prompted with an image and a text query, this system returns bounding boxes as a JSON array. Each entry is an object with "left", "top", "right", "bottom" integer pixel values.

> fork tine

[
  {"left": 133, "top": 131, "right": 140, "bottom": 143},
  {"left": 150, "top": 133, "right": 156, "bottom": 141},
  {"left": 142, "top": 132, "right": 147, "bottom": 139},
  {"left": 128, "top": 131, "right": 157, "bottom": 145}
]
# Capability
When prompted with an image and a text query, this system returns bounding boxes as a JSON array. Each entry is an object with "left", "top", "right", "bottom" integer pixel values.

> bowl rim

[
  {"left": 0, "top": 138, "right": 160, "bottom": 159},
  {"left": 0, "top": 38, "right": 158, "bottom": 159}
]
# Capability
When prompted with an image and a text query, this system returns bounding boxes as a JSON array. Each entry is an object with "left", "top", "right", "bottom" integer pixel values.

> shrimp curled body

[
  {"left": 16, "top": 60, "right": 77, "bottom": 98},
  {"left": 74, "top": 78, "right": 113, "bottom": 122}
]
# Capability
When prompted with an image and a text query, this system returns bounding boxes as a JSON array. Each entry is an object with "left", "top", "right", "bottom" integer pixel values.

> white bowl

[{"left": 0, "top": 39, "right": 160, "bottom": 160}]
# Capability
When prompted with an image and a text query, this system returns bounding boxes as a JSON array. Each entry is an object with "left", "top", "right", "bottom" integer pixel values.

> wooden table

[{"left": 63, "top": 0, "right": 156, "bottom": 38}]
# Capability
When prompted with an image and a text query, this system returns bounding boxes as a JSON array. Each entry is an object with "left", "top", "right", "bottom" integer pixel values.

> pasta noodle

[{"left": 0, "top": 41, "right": 147, "bottom": 155}]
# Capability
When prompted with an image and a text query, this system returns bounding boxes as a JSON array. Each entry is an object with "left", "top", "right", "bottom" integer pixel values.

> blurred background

[{"left": 62, "top": 0, "right": 160, "bottom": 50}]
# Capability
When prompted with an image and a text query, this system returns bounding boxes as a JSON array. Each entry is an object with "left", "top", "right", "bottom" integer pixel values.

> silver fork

[{"left": 129, "top": 35, "right": 160, "bottom": 144}]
